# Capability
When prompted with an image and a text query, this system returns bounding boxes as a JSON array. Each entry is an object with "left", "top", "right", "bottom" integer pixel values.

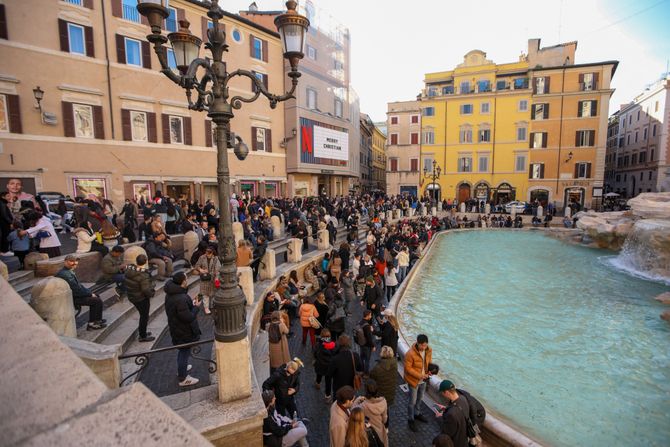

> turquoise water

[{"left": 398, "top": 230, "right": 670, "bottom": 447}]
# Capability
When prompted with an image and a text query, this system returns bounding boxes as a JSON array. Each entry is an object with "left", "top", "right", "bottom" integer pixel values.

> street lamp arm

[{"left": 226, "top": 68, "right": 299, "bottom": 110}]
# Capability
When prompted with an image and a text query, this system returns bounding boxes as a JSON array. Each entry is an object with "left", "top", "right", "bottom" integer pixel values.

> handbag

[
  {"left": 308, "top": 315, "right": 321, "bottom": 329},
  {"left": 35, "top": 230, "right": 51, "bottom": 240},
  {"left": 200, "top": 257, "right": 213, "bottom": 281},
  {"left": 351, "top": 352, "right": 363, "bottom": 391}
]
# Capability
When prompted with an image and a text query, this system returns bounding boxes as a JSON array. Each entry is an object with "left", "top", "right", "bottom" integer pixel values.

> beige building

[
  {"left": 385, "top": 100, "right": 421, "bottom": 197},
  {"left": 0, "top": 0, "right": 289, "bottom": 205}
]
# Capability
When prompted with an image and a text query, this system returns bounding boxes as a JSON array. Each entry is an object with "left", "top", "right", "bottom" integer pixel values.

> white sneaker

[
  {"left": 0, "top": 251, "right": 13, "bottom": 256},
  {"left": 179, "top": 375, "right": 199, "bottom": 387}
]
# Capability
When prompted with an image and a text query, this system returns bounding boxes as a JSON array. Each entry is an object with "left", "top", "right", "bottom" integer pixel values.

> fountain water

[{"left": 610, "top": 219, "right": 670, "bottom": 283}]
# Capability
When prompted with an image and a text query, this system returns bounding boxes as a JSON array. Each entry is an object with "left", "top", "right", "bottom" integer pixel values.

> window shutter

[
  {"left": 201, "top": 17, "right": 208, "bottom": 40},
  {"left": 141, "top": 41, "right": 151, "bottom": 69},
  {"left": 184, "top": 116, "right": 192, "bottom": 145},
  {"left": 205, "top": 120, "right": 212, "bottom": 147},
  {"left": 593, "top": 72, "right": 599, "bottom": 88},
  {"left": 249, "top": 34, "right": 255, "bottom": 57},
  {"left": 528, "top": 164, "right": 533, "bottom": 179},
  {"left": 586, "top": 163, "right": 592, "bottom": 178},
  {"left": 162, "top": 114, "right": 170, "bottom": 143},
  {"left": 574, "top": 163, "right": 579, "bottom": 178},
  {"left": 93, "top": 105, "right": 104, "bottom": 139},
  {"left": 540, "top": 164, "right": 545, "bottom": 179},
  {"left": 578, "top": 73, "right": 584, "bottom": 85},
  {"left": 116, "top": 34, "right": 126, "bottom": 63},
  {"left": 263, "top": 74, "right": 269, "bottom": 90},
  {"left": 147, "top": 112, "right": 157, "bottom": 143},
  {"left": 543, "top": 103, "right": 549, "bottom": 119},
  {"left": 588, "top": 130, "right": 595, "bottom": 147},
  {"left": 84, "top": 26, "right": 95, "bottom": 57},
  {"left": 528, "top": 133, "right": 534, "bottom": 148},
  {"left": 577, "top": 101, "right": 583, "bottom": 118},
  {"left": 531, "top": 105, "right": 536, "bottom": 120},
  {"left": 121, "top": 109, "right": 132, "bottom": 141},
  {"left": 62, "top": 102, "right": 75, "bottom": 137},
  {"left": 542, "top": 132, "right": 547, "bottom": 148},
  {"left": 591, "top": 100, "right": 598, "bottom": 117},
  {"left": 6, "top": 95, "right": 22, "bottom": 134},
  {"left": 111, "top": 0, "right": 122, "bottom": 18},
  {"left": 262, "top": 39, "right": 268, "bottom": 62},
  {"left": 251, "top": 127, "right": 258, "bottom": 150},
  {"left": 58, "top": 19, "right": 69, "bottom": 52},
  {"left": 177, "top": 8, "right": 185, "bottom": 21},
  {"left": 0, "top": 5, "right": 7, "bottom": 40},
  {"left": 545, "top": 77, "right": 550, "bottom": 93},
  {"left": 532, "top": 78, "right": 538, "bottom": 94},
  {"left": 266, "top": 129, "right": 272, "bottom": 152},
  {"left": 575, "top": 131, "right": 581, "bottom": 147},
  {"left": 83, "top": 0, "right": 94, "bottom": 9}
]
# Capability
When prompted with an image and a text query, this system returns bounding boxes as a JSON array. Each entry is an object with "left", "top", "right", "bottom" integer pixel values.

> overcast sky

[{"left": 223, "top": 0, "right": 670, "bottom": 122}]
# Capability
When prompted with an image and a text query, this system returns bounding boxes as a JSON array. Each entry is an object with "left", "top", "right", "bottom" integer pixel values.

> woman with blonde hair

[{"left": 344, "top": 407, "right": 383, "bottom": 447}]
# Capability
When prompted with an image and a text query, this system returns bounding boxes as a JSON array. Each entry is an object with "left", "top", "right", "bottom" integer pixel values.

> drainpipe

[
  {"left": 491, "top": 94, "right": 497, "bottom": 201},
  {"left": 443, "top": 99, "right": 447, "bottom": 201},
  {"left": 101, "top": 0, "right": 115, "bottom": 139}
]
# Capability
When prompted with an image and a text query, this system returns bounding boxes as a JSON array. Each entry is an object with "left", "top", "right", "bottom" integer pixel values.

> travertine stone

[
  {"left": 237, "top": 267, "right": 254, "bottom": 305},
  {"left": 183, "top": 231, "right": 199, "bottom": 262},
  {"left": 259, "top": 248, "right": 276, "bottom": 281},
  {"left": 460, "top": 202, "right": 466, "bottom": 214},
  {"left": 24, "top": 251, "right": 48, "bottom": 271},
  {"left": 288, "top": 238, "right": 302, "bottom": 263},
  {"left": 60, "top": 337, "right": 121, "bottom": 389},
  {"left": 123, "top": 245, "right": 147, "bottom": 266},
  {"left": 30, "top": 277, "right": 76, "bottom": 337},
  {"left": 215, "top": 338, "right": 252, "bottom": 402},
  {"left": 431, "top": 207, "right": 437, "bottom": 217},
  {"left": 270, "top": 216, "right": 283, "bottom": 239},
  {"left": 232, "top": 222, "right": 244, "bottom": 246},
  {"left": 317, "top": 229, "right": 330, "bottom": 251},
  {"left": 0, "top": 260, "right": 7, "bottom": 281},
  {"left": 485, "top": 203, "right": 491, "bottom": 214},
  {"left": 537, "top": 205, "right": 544, "bottom": 217}
]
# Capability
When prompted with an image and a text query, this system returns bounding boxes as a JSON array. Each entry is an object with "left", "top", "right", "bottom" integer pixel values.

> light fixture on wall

[
  {"left": 564, "top": 151, "right": 573, "bottom": 163},
  {"left": 33, "top": 86, "right": 44, "bottom": 113},
  {"left": 280, "top": 128, "right": 298, "bottom": 148}
]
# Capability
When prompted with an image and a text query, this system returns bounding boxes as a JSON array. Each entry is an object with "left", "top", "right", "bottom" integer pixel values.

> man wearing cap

[
  {"left": 55, "top": 255, "right": 106, "bottom": 330},
  {"left": 438, "top": 380, "right": 469, "bottom": 447}
]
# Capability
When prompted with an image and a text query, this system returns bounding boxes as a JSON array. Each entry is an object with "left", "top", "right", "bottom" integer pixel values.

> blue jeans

[
  {"left": 112, "top": 272, "right": 126, "bottom": 293},
  {"left": 407, "top": 381, "right": 426, "bottom": 420},
  {"left": 398, "top": 266, "right": 408, "bottom": 283},
  {"left": 360, "top": 346, "right": 372, "bottom": 374},
  {"left": 177, "top": 347, "right": 191, "bottom": 380}
]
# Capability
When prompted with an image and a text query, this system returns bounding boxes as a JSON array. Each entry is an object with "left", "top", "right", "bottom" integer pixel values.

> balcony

[{"left": 123, "top": 3, "right": 141, "bottom": 23}]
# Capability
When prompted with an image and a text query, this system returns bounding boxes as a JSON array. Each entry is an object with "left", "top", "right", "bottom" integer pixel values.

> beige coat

[
  {"left": 329, "top": 402, "right": 349, "bottom": 447},
  {"left": 360, "top": 397, "right": 388, "bottom": 446},
  {"left": 268, "top": 321, "right": 290, "bottom": 369}
]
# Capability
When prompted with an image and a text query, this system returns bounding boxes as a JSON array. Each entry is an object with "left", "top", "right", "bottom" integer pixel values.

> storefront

[
  {"left": 564, "top": 187, "right": 585, "bottom": 210},
  {"left": 493, "top": 182, "right": 516, "bottom": 204},
  {"left": 400, "top": 186, "right": 418, "bottom": 197},
  {"left": 474, "top": 182, "right": 490, "bottom": 201},
  {"left": 529, "top": 189, "right": 549, "bottom": 206}
]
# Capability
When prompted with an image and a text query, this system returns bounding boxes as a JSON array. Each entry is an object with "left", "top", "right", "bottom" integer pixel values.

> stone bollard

[
  {"left": 24, "top": 252, "right": 48, "bottom": 271},
  {"left": 288, "top": 238, "right": 302, "bottom": 263},
  {"left": 307, "top": 225, "right": 313, "bottom": 245},
  {"left": 537, "top": 205, "right": 544, "bottom": 218},
  {"left": 317, "top": 229, "right": 330, "bottom": 251},
  {"left": 0, "top": 260, "right": 7, "bottom": 281},
  {"left": 431, "top": 207, "right": 437, "bottom": 217},
  {"left": 393, "top": 209, "right": 401, "bottom": 220},
  {"left": 232, "top": 222, "right": 244, "bottom": 246},
  {"left": 259, "top": 248, "right": 276, "bottom": 281},
  {"left": 511, "top": 205, "right": 517, "bottom": 218},
  {"left": 237, "top": 266, "right": 254, "bottom": 305},
  {"left": 420, "top": 207, "right": 427, "bottom": 217},
  {"left": 460, "top": 202, "right": 466, "bottom": 214},
  {"left": 123, "top": 245, "right": 147, "bottom": 266},
  {"left": 565, "top": 206, "right": 572, "bottom": 218},
  {"left": 30, "top": 277, "right": 76, "bottom": 337},
  {"left": 386, "top": 210, "right": 393, "bottom": 222},
  {"left": 437, "top": 202, "right": 443, "bottom": 212},
  {"left": 183, "top": 231, "right": 199, "bottom": 262},
  {"left": 60, "top": 336, "right": 121, "bottom": 389},
  {"left": 270, "top": 216, "right": 283, "bottom": 239},
  {"left": 485, "top": 203, "right": 491, "bottom": 214},
  {"left": 408, "top": 208, "right": 415, "bottom": 217}
]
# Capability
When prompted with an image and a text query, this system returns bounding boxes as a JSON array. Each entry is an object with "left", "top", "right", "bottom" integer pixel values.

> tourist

[
  {"left": 73, "top": 221, "right": 108, "bottom": 256},
  {"left": 250, "top": 234, "right": 267, "bottom": 281},
  {"left": 356, "top": 310, "right": 376, "bottom": 374},
  {"left": 363, "top": 277, "right": 384, "bottom": 317},
  {"left": 304, "top": 261, "right": 321, "bottom": 292},
  {"left": 326, "top": 290, "right": 347, "bottom": 341},
  {"left": 328, "top": 335, "right": 363, "bottom": 395},
  {"left": 298, "top": 296, "right": 319, "bottom": 348},
  {"left": 288, "top": 270, "right": 301, "bottom": 296},
  {"left": 236, "top": 239, "right": 253, "bottom": 267},
  {"left": 100, "top": 245, "right": 127, "bottom": 297},
  {"left": 330, "top": 251, "right": 343, "bottom": 282},
  {"left": 7, "top": 220, "right": 30, "bottom": 268},
  {"left": 384, "top": 261, "right": 399, "bottom": 301},
  {"left": 339, "top": 242, "right": 351, "bottom": 271},
  {"left": 344, "top": 407, "right": 383, "bottom": 447},
  {"left": 143, "top": 234, "right": 174, "bottom": 281},
  {"left": 261, "top": 389, "right": 309, "bottom": 447},
  {"left": 164, "top": 271, "right": 201, "bottom": 387},
  {"left": 357, "top": 379, "right": 389, "bottom": 446},
  {"left": 395, "top": 246, "right": 410, "bottom": 283},
  {"left": 432, "top": 434, "right": 455, "bottom": 447},
  {"left": 313, "top": 327, "right": 336, "bottom": 401},
  {"left": 268, "top": 311, "right": 290, "bottom": 375},
  {"left": 376, "top": 310, "right": 399, "bottom": 359},
  {"left": 404, "top": 334, "right": 433, "bottom": 432},
  {"left": 341, "top": 270, "right": 356, "bottom": 311},
  {"left": 20, "top": 210, "right": 61, "bottom": 258},
  {"left": 314, "top": 292, "right": 330, "bottom": 336},
  {"left": 193, "top": 246, "right": 221, "bottom": 315},
  {"left": 352, "top": 253, "right": 361, "bottom": 279},
  {"left": 325, "top": 277, "right": 342, "bottom": 305},
  {"left": 438, "top": 380, "right": 469, "bottom": 447},
  {"left": 0, "top": 191, "right": 13, "bottom": 256},
  {"left": 124, "top": 254, "right": 156, "bottom": 342},
  {"left": 369, "top": 346, "right": 398, "bottom": 407},
  {"left": 329, "top": 386, "right": 355, "bottom": 447},
  {"left": 55, "top": 254, "right": 106, "bottom": 330},
  {"left": 261, "top": 291, "right": 280, "bottom": 330},
  {"left": 262, "top": 360, "right": 302, "bottom": 417}
]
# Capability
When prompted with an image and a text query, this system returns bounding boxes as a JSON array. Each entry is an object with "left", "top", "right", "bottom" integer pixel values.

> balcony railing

[
  {"left": 65, "top": 0, "right": 83, "bottom": 5},
  {"left": 123, "top": 4, "right": 141, "bottom": 23}
]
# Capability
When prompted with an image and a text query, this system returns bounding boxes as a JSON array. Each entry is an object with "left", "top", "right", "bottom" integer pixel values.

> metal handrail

[{"left": 119, "top": 338, "right": 216, "bottom": 386}]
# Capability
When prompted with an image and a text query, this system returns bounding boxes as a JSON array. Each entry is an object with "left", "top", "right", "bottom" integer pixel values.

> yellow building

[
  {"left": 371, "top": 124, "right": 387, "bottom": 191},
  {"left": 419, "top": 39, "right": 617, "bottom": 209}
]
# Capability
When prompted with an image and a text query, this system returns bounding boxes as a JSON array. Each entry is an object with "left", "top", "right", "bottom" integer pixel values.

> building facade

[
  {"left": 359, "top": 113, "right": 373, "bottom": 192},
  {"left": 0, "top": 0, "right": 289, "bottom": 205},
  {"left": 418, "top": 39, "right": 617, "bottom": 209},
  {"left": 242, "top": 0, "right": 359, "bottom": 197},
  {"left": 371, "top": 123, "right": 386, "bottom": 192},
  {"left": 385, "top": 100, "right": 420, "bottom": 197},
  {"left": 604, "top": 75, "right": 670, "bottom": 197}
]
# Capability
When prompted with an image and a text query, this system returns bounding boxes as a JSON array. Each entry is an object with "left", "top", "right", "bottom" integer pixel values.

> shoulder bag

[{"left": 351, "top": 352, "right": 363, "bottom": 391}]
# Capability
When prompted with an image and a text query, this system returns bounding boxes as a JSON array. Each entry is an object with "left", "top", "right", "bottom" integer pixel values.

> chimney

[{"left": 249, "top": 2, "right": 258, "bottom": 11}]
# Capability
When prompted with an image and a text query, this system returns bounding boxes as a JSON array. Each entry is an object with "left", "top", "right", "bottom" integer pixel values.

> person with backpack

[
  {"left": 356, "top": 310, "right": 376, "bottom": 374},
  {"left": 124, "top": 254, "right": 156, "bottom": 343},
  {"left": 437, "top": 380, "right": 469, "bottom": 447}
]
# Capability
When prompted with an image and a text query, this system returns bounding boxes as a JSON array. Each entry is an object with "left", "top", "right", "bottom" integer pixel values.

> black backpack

[
  {"left": 457, "top": 388, "right": 486, "bottom": 426},
  {"left": 354, "top": 323, "right": 367, "bottom": 346}
]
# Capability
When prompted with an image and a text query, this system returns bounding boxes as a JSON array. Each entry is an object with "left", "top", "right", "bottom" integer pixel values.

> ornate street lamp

[
  {"left": 136, "top": 0, "right": 309, "bottom": 346},
  {"left": 423, "top": 160, "right": 441, "bottom": 207}
]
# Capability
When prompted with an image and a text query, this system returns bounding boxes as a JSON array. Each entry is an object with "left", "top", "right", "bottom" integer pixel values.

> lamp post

[
  {"left": 423, "top": 160, "right": 441, "bottom": 208},
  {"left": 136, "top": 0, "right": 308, "bottom": 401}
]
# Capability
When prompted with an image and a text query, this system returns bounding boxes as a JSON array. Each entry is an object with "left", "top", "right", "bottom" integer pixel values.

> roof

[{"left": 532, "top": 60, "right": 619, "bottom": 76}]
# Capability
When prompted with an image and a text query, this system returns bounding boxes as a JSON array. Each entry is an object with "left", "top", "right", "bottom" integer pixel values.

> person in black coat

[
  {"left": 327, "top": 335, "right": 363, "bottom": 396},
  {"left": 377, "top": 310, "right": 399, "bottom": 357},
  {"left": 0, "top": 192, "right": 14, "bottom": 255},
  {"left": 164, "top": 272, "right": 201, "bottom": 386},
  {"left": 313, "top": 328, "right": 337, "bottom": 399},
  {"left": 262, "top": 361, "right": 301, "bottom": 417}
]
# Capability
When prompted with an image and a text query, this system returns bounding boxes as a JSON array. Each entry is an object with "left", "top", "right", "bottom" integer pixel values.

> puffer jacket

[
  {"left": 403, "top": 343, "right": 432, "bottom": 388},
  {"left": 164, "top": 280, "right": 200, "bottom": 344},
  {"left": 124, "top": 265, "right": 155, "bottom": 303},
  {"left": 370, "top": 357, "right": 398, "bottom": 405},
  {"left": 313, "top": 337, "right": 336, "bottom": 376},
  {"left": 73, "top": 227, "right": 96, "bottom": 254},
  {"left": 298, "top": 302, "right": 318, "bottom": 328},
  {"left": 100, "top": 253, "right": 123, "bottom": 282}
]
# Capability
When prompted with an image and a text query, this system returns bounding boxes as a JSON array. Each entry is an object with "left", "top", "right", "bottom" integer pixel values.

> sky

[{"left": 223, "top": 0, "right": 670, "bottom": 122}]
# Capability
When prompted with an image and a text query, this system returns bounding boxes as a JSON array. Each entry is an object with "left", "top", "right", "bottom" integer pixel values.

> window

[
  {"left": 639, "top": 151, "right": 647, "bottom": 163},
  {"left": 460, "top": 81, "right": 470, "bottom": 94},
  {"left": 423, "top": 107, "right": 434, "bottom": 117},
  {"left": 637, "top": 110, "right": 640, "bottom": 121},
  {"left": 575, "top": 130, "right": 595, "bottom": 147},
  {"left": 575, "top": 162, "right": 591, "bottom": 178},
  {"left": 125, "top": 37, "right": 142, "bottom": 66},
  {"left": 627, "top": 134, "right": 631, "bottom": 145},
  {"left": 496, "top": 80, "right": 507, "bottom": 90},
  {"left": 631, "top": 154, "right": 638, "bottom": 165},
  {"left": 410, "top": 132, "right": 419, "bottom": 145},
  {"left": 643, "top": 127, "right": 647, "bottom": 140},
  {"left": 459, "top": 128, "right": 473, "bottom": 143},
  {"left": 254, "top": 127, "right": 270, "bottom": 151},
  {"left": 306, "top": 88, "right": 317, "bottom": 110},
  {"left": 67, "top": 23, "right": 86, "bottom": 55},
  {"left": 578, "top": 100, "right": 598, "bottom": 117},
  {"left": 122, "top": 0, "right": 140, "bottom": 23},
  {"left": 513, "top": 78, "right": 529, "bottom": 89},
  {"left": 334, "top": 60, "right": 343, "bottom": 71},
  {"left": 635, "top": 131, "right": 638, "bottom": 143},
  {"left": 410, "top": 158, "right": 418, "bottom": 172},
  {"left": 307, "top": 45, "right": 316, "bottom": 60},
  {"left": 517, "top": 127, "right": 527, "bottom": 141},
  {"left": 649, "top": 171, "right": 653, "bottom": 180},
  {"left": 390, "top": 159, "right": 398, "bottom": 172},
  {"left": 531, "top": 103, "right": 549, "bottom": 120},
  {"left": 207, "top": 20, "right": 214, "bottom": 29},
  {"left": 623, "top": 156, "right": 629, "bottom": 167},
  {"left": 427, "top": 87, "right": 437, "bottom": 97},
  {"left": 651, "top": 149, "right": 655, "bottom": 160},
  {"left": 478, "top": 129, "right": 491, "bottom": 142},
  {"left": 66, "top": 0, "right": 83, "bottom": 4},
  {"left": 251, "top": 71, "right": 268, "bottom": 92},
  {"left": 530, "top": 132, "right": 547, "bottom": 148},
  {"left": 616, "top": 174, "right": 621, "bottom": 182},
  {"left": 73, "top": 103, "right": 94, "bottom": 138},
  {"left": 478, "top": 80, "right": 491, "bottom": 92},
  {"left": 130, "top": 111, "right": 147, "bottom": 142},
  {"left": 334, "top": 99, "right": 343, "bottom": 118},
  {"left": 169, "top": 115, "right": 183, "bottom": 144},
  {"left": 653, "top": 124, "right": 657, "bottom": 137},
  {"left": 534, "top": 77, "right": 548, "bottom": 94},
  {"left": 629, "top": 115, "right": 632, "bottom": 125},
  {"left": 581, "top": 72, "right": 596, "bottom": 91},
  {"left": 460, "top": 104, "right": 473, "bottom": 115},
  {"left": 411, "top": 115, "right": 419, "bottom": 124},
  {"left": 423, "top": 130, "right": 434, "bottom": 144},
  {"left": 442, "top": 86, "right": 454, "bottom": 95},
  {"left": 423, "top": 157, "right": 433, "bottom": 171},
  {"left": 0, "top": 95, "right": 8, "bottom": 132},
  {"left": 515, "top": 154, "right": 526, "bottom": 172},
  {"left": 390, "top": 116, "right": 398, "bottom": 125},
  {"left": 530, "top": 163, "right": 544, "bottom": 179},
  {"left": 232, "top": 29, "right": 242, "bottom": 42},
  {"left": 478, "top": 156, "right": 489, "bottom": 172},
  {"left": 480, "top": 102, "right": 490, "bottom": 114},
  {"left": 165, "top": 7, "right": 177, "bottom": 32},
  {"left": 518, "top": 100, "right": 528, "bottom": 112},
  {"left": 251, "top": 36, "right": 264, "bottom": 60},
  {"left": 166, "top": 48, "right": 177, "bottom": 69},
  {"left": 458, "top": 156, "right": 472, "bottom": 172},
  {"left": 390, "top": 133, "right": 398, "bottom": 145}
]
